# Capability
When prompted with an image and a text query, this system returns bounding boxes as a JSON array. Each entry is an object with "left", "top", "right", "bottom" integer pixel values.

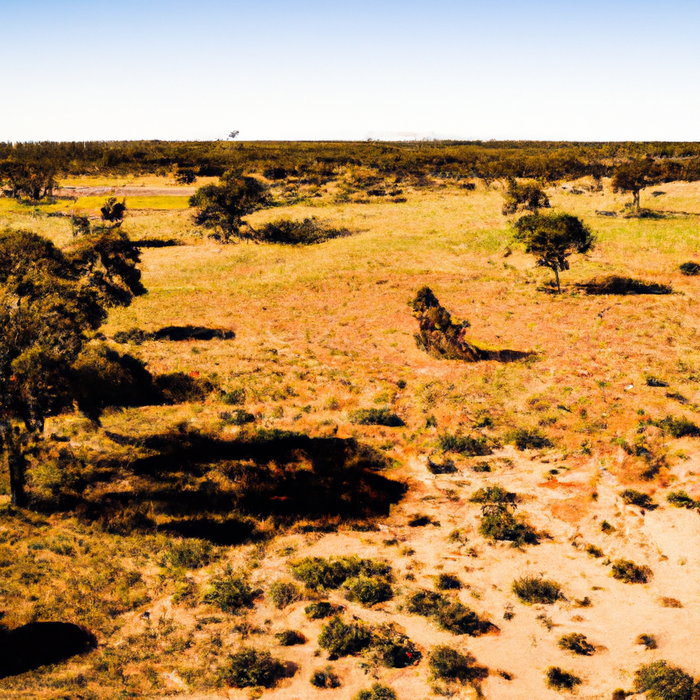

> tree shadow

[
  {"left": 71, "top": 429, "right": 406, "bottom": 542},
  {"left": 113, "top": 325, "right": 235, "bottom": 343},
  {"left": 0, "top": 622, "right": 96, "bottom": 678}
]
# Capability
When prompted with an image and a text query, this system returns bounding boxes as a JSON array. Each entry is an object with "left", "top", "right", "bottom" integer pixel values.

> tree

[
  {"left": 0, "top": 227, "right": 145, "bottom": 506},
  {"left": 611, "top": 158, "right": 660, "bottom": 212},
  {"left": 174, "top": 166, "right": 197, "bottom": 185},
  {"left": 0, "top": 160, "right": 58, "bottom": 201},
  {"left": 501, "top": 178, "right": 550, "bottom": 216},
  {"left": 100, "top": 197, "right": 126, "bottom": 225},
  {"left": 513, "top": 213, "right": 594, "bottom": 293},
  {"left": 189, "top": 169, "right": 268, "bottom": 242}
]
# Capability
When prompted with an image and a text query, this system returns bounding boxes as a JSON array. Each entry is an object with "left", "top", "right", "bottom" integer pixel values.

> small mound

[
  {"left": 575, "top": 275, "right": 672, "bottom": 295},
  {"left": 254, "top": 217, "right": 353, "bottom": 245}
]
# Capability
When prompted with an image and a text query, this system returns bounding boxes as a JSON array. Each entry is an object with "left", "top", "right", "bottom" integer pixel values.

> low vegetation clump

[
  {"left": 470, "top": 485, "right": 517, "bottom": 506},
  {"left": 512, "top": 576, "right": 562, "bottom": 604},
  {"left": 471, "top": 485, "right": 538, "bottom": 546},
  {"left": 268, "top": 580, "right": 301, "bottom": 609},
  {"left": 343, "top": 575, "right": 393, "bottom": 607},
  {"left": 275, "top": 629, "right": 306, "bottom": 645},
  {"left": 318, "top": 616, "right": 373, "bottom": 657},
  {"left": 611, "top": 559, "right": 652, "bottom": 584},
  {"left": 290, "top": 555, "right": 392, "bottom": 591},
  {"left": 679, "top": 262, "right": 700, "bottom": 276},
  {"left": 558, "top": 632, "right": 596, "bottom": 655},
  {"left": 353, "top": 683, "right": 397, "bottom": 700},
  {"left": 505, "top": 427, "right": 552, "bottom": 450},
  {"left": 439, "top": 432, "right": 492, "bottom": 456},
  {"left": 254, "top": 216, "right": 352, "bottom": 244},
  {"left": 428, "top": 644, "right": 488, "bottom": 684},
  {"left": 305, "top": 601, "right": 342, "bottom": 619},
  {"left": 654, "top": 415, "right": 700, "bottom": 438},
  {"left": 349, "top": 408, "right": 404, "bottom": 427},
  {"left": 634, "top": 660, "right": 697, "bottom": 700},
  {"left": 545, "top": 666, "right": 583, "bottom": 691},
  {"left": 427, "top": 457, "right": 457, "bottom": 474},
  {"left": 218, "top": 647, "right": 287, "bottom": 688},
  {"left": 645, "top": 374, "right": 670, "bottom": 387},
  {"left": 575, "top": 275, "right": 673, "bottom": 295},
  {"left": 620, "top": 489, "right": 656, "bottom": 509},
  {"left": 585, "top": 544, "right": 604, "bottom": 558},
  {"left": 310, "top": 665, "right": 342, "bottom": 688},
  {"left": 201, "top": 567, "right": 261, "bottom": 613},
  {"left": 660, "top": 597, "right": 683, "bottom": 608},
  {"left": 435, "top": 573, "right": 462, "bottom": 590},
  {"left": 637, "top": 634, "right": 658, "bottom": 650},
  {"left": 667, "top": 490, "right": 699, "bottom": 509},
  {"left": 160, "top": 538, "right": 215, "bottom": 569},
  {"left": 405, "top": 590, "right": 491, "bottom": 635},
  {"left": 368, "top": 623, "right": 422, "bottom": 668}
]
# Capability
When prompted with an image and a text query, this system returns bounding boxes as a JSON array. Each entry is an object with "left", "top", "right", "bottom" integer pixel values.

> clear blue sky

[{"left": 1, "top": 0, "right": 699, "bottom": 141}]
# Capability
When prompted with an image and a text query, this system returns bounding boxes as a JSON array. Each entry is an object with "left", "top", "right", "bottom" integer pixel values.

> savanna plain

[{"left": 2, "top": 156, "right": 700, "bottom": 700}]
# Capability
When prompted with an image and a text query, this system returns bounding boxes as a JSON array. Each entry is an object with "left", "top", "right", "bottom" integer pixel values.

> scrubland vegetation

[{"left": 2, "top": 140, "right": 700, "bottom": 699}]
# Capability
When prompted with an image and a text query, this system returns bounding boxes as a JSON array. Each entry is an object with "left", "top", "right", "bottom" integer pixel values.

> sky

[{"left": 1, "top": 0, "right": 699, "bottom": 142}]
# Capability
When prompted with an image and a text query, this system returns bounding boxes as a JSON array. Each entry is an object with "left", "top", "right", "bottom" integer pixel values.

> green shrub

[
  {"left": 505, "top": 428, "right": 552, "bottom": 450},
  {"left": 667, "top": 490, "right": 698, "bottom": 509},
  {"left": 636, "top": 634, "right": 658, "bottom": 650},
  {"left": 634, "top": 660, "right": 696, "bottom": 700},
  {"left": 680, "top": 262, "right": 700, "bottom": 276},
  {"left": 428, "top": 644, "right": 486, "bottom": 683},
  {"left": 406, "top": 590, "right": 443, "bottom": 616},
  {"left": 512, "top": 576, "right": 562, "bottom": 604},
  {"left": 585, "top": 544, "right": 604, "bottom": 558},
  {"left": 611, "top": 559, "right": 652, "bottom": 584},
  {"left": 472, "top": 461, "right": 492, "bottom": 472},
  {"left": 310, "top": 665, "right": 341, "bottom": 688},
  {"left": 349, "top": 408, "right": 404, "bottom": 427},
  {"left": 479, "top": 510, "right": 538, "bottom": 545},
  {"left": 255, "top": 217, "right": 352, "bottom": 245},
  {"left": 435, "top": 573, "right": 462, "bottom": 590},
  {"left": 558, "top": 632, "right": 595, "bottom": 655},
  {"left": 370, "top": 623, "right": 421, "bottom": 668},
  {"left": 290, "top": 556, "right": 391, "bottom": 590},
  {"left": 161, "top": 538, "right": 214, "bottom": 569},
  {"left": 438, "top": 433, "right": 492, "bottom": 456},
  {"left": 343, "top": 575, "right": 393, "bottom": 607},
  {"left": 218, "top": 647, "right": 286, "bottom": 688},
  {"left": 620, "top": 489, "right": 656, "bottom": 509},
  {"left": 406, "top": 590, "right": 488, "bottom": 635},
  {"left": 222, "top": 387, "right": 246, "bottom": 405},
  {"left": 318, "top": 616, "right": 372, "bottom": 657},
  {"left": 469, "top": 485, "right": 517, "bottom": 505},
  {"left": 601, "top": 520, "right": 616, "bottom": 534},
  {"left": 201, "top": 567, "right": 260, "bottom": 613},
  {"left": 305, "top": 601, "right": 341, "bottom": 619},
  {"left": 654, "top": 415, "right": 700, "bottom": 438},
  {"left": 353, "top": 683, "right": 397, "bottom": 700},
  {"left": 545, "top": 666, "right": 582, "bottom": 691},
  {"left": 275, "top": 629, "right": 306, "bottom": 646},
  {"left": 268, "top": 580, "right": 300, "bottom": 609},
  {"left": 220, "top": 409, "right": 255, "bottom": 425}
]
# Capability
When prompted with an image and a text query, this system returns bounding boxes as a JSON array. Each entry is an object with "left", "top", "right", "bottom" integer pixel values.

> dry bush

[
  {"left": 318, "top": 616, "right": 372, "bottom": 657},
  {"left": 268, "top": 580, "right": 301, "bottom": 609},
  {"left": 546, "top": 666, "right": 583, "bottom": 691},
  {"left": 310, "top": 665, "right": 342, "bottom": 688},
  {"left": 218, "top": 647, "right": 287, "bottom": 688},
  {"left": 254, "top": 216, "right": 353, "bottom": 244},
  {"left": 558, "top": 632, "right": 596, "bottom": 655},
  {"left": 512, "top": 576, "right": 562, "bottom": 604},
  {"left": 275, "top": 629, "right": 306, "bottom": 646},
  {"left": 611, "top": 559, "right": 652, "bottom": 584}
]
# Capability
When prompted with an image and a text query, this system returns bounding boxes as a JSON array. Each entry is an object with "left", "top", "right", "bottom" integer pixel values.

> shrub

[
  {"left": 546, "top": 666, "right": 583, "bottom": 691},
  {"left": 406, "top": 590, "right": 489, "bottom": 636},
  {"left": 406, "top": 590, "right": 444, "bottom": 616},
  {"left": 660, "top": 597, "right": 683, "bottom": 608},
  {"left": 620, "top": 489, "right": 656, "bottom": 509},
  {"left": 637, "top": 634, "right": 658, "bottom": 650},
  {"left": 254, "top": 217, "right": 352, "bottom": 245},
  {"left": 220, "top": 409, "right": 255, "bottom": 426},
  {"left": 680, "top": 262, "right": 700, "bottom": 276},
  {"left": 611, "top": 559, "right": 652, "bottom": 584},
  {"left": 155, "top": 372, "right": 215, "bottom": 403},
  {"left": 512, "top": 576, "right": 562, "bottom": 604},
  {"left": 558, "top": 632, "right": 595, "bottom": 655},
  {"left": 318, "top": 616, "right": 372, "bottom": 657},
  {"left": 201, "top": 568, "right": 260, "bottom": 613},
  {"left": 634, "top": 660, "right": 696, "bottom": 700},
  {"left": 268, "top": 580, "right": 300, "bottom": 609},
  {"left": 305, "top": 601, "right": 341, "bottom": 619},
  {"left": 427, "top": 457, "right": 457, "bottom": 474},
  {"left": 222, "top": 387, "right": 246, "bottom": 405},
  {"left": 290, "top": 556, "right": 391, "bottom": 590},
  {"left": 310, "top": 665, "right": 341, "bottom": 688},
  {"left": 275, "top": 629, "right": 306, "bottom": 646},
  {"left": 645, "top": 374, "right": 669, "bottom": 387},
  {"left": 667, "top": 491, "right": 698, "bottom": 509},
  {"left": 435, "top": 573, "right": 462, "bottom": 590},
  {"left": 470, "top": 485, "right": 517, "bottom": 505},
  {"left": 428, "top": 644, "right": 486, "bottom": 683},
  {"left": 479, "top": 510, "right": 538, "bottom": 545},
  {"left": 218, "top": 647, "right": 286, "bottom": 688},
  {"left": 575, "top": 275, "right": 672, "bottom": 295},
  {"left": 585, "top": 544, "right": 604, "bottom": 558},
  {"left": 353, "top": 683, "right": 397, "bottom": 700},
  {"left": 505, "top": 428, "right": 552, "bottom": 450},
  {"left": 370, "top": 623, "right": 421, "bottom": 668},
  {"left": 161, "top": 538, "right": 214, "bottom": 569},
  {"left": 348, "top": 408, "right": 404, "bottom": 427},
  {"left": 601, "top": 520, "right": 616, "bottom": 534},
  {"left": 439, "top": 433, "right": 492, "bottom": 456},
  {"left": 343, "top": 575, "right": 393, "bottom": 607},
  {"left": 654, "top": 415, "right": 700, "bottom": 438}
]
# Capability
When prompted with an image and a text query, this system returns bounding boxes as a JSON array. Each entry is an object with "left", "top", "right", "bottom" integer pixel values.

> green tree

[
  {"left": 611, "top": 158, "right": 660, "bottom": 212},
  {"left": 0, "top": 227, "right": 144, "bottom": 506},
  {"left": 512, "top": 213, "right": 594, "bottom": 293},
  {"left": 0, "top": 160, "right": 58, "bottom": 201},
  {"left": 174, "top": 166, "right": 197, "bottom": 185},
  {"left": 100, "top": 197, "right": 127, "bottom": 225},
  {"left": 189, "top": 169, "right": 268, "bottom": 242},
  {"left": 501, "top": 178, "right": 550, "bottom": 215}
]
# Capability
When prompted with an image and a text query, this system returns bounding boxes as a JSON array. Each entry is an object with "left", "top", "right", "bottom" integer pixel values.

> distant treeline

[{"left": 4, "top": 140, "right": 700, "bottom": 184}]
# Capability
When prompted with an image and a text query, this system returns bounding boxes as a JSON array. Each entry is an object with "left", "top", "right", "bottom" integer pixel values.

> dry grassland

[{"left": 1, "top": 177, "right": 700, "bottom": 699}]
